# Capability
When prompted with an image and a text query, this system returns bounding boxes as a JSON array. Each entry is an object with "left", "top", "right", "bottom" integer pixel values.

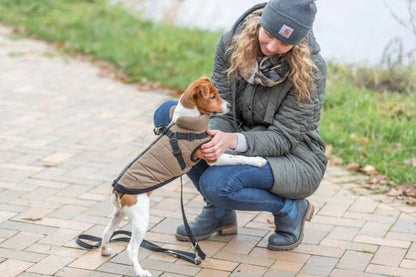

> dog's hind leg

[
  {"left": 125, "top": 194, "right": 151, "bottom": 277},
  {"left": 101, "top": 192, "right": 125, "bottom": 256},
  {"left": 101, "top": 207, "right": 125, "bottom": 256}
]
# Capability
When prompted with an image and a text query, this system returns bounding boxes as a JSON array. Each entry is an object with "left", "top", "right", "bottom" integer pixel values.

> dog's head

[{"left": 181, "top": 77, "right": 230, "bottom": 115}]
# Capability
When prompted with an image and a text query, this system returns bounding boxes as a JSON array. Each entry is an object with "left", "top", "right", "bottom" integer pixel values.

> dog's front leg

[
  {"left": 125, "top": 194, "right": 151, "bottom": 277},
  {"left": 214, "top": 154, "right": 267, "bottom": 167}
]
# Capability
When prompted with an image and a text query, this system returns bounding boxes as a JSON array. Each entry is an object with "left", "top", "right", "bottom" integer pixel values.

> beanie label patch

[{"left": 278, "top": 24, "right": 294, "bottom": 39}]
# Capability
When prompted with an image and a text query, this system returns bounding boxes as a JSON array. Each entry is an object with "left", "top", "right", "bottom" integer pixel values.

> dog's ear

[
  {"left": 198, "top": 77, "right": 211, "bottom": 83},
  {"left": 193, "top": 83, "right": 210, "bottom": 99}
]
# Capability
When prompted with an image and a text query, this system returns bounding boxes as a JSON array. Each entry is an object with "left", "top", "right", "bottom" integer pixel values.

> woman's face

[{"left": 258, "top": 27, "right": 294, "bottom": 56}]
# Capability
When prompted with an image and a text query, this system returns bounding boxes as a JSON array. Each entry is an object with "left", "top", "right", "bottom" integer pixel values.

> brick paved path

[{"left": 1, "top": 26, "right": 416, "bottom": 277}]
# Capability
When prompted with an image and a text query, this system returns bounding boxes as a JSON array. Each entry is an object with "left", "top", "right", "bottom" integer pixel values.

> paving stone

[
  {"left": 326, "top": 226, "right": 360, "bottom": 241},
  {"left": 391, "top": 213, "right": 416, "bottom": 234},
  {"left": 26, "top": 243, "right": 86, "bottom": 258},
  {"left": 195, "top": 257, "right": 238, "bottom": 272},
  {"left": 349, "top": 196, "right": 380, "bottom": 213},
  {"left": 0, "top": 231, "right": 44, "bottom": 250},
  {"left": 400, "top": 259, "right": 416, "bottom": 270},
  {"left": 320, "top": 238, "right": 378, "bottom": 253},
  {"left": 300, "top": 255, "right": 338, "bottom": 276},
  {"left": 294, "top": 243, "right": 345, "bottom": 258},
  {"left": 229, "top": 263, "right": 268, "bottom": 277},
  {"left": 0, "top": 248, "right": 47, "bottom": 263},
  {"left": 47, "top": 204, "right": 87, "bottom": 220},
  {"left": 405, "top": 242, "right": 416, "bottom": 259},
  {"left": 371, "top": 246, "right": 407, "bottom": 267},
  {"left": 337, "top": 250, "right": 373, "bottom": 271},
  {"left": 366, "top": 264, "right": 416, "bottom": 277},
  {"left": 344, "top": 211, "right": 397, "bottom": 224},
  {"left": 354, "top": 235, "right": 410, "bottom": 249},
  {"left": 55, "top": 266, "right": 121, "bottom": 277},
  {"left": 263, "top": 268, "right": 297, "bottom": 277},
  {"left": 312, "top": 214, "right": 365, "bottom": 228},
  {"left": 0, "top": 259, "right": 34, "bottom": 277},
  {"left": 330, "top": 268, "right": 386, "bottom": 277},
  {"left": 357, "top": 221, "right": 392, "bottom": 237},
  {"left": 271, "top": 260, "right": 304, "bottom": 272},
  {"left": 214, "top": 251, "right": 275, "bottom": 267},
  {"left": 140, "top": 258, "right": 200, "bottom": 276},
  {"left": 221, "top": 233, "right": 261, "bottom": 254},
  {"left": 26, "top": 255, "right": 74, "bottom": 275},
  {"left": 195, "top": 269, "right": 230, "bottom": 277}
]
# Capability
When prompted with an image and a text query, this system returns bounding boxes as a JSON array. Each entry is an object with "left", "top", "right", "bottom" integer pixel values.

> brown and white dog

[{"left": 101, "top": 77, "right": 266, "bottom": 277}]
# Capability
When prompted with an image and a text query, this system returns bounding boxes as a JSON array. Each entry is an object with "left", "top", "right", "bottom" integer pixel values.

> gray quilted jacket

[{"left": 209, "top": 3, "right": 328, "bottom": 199}]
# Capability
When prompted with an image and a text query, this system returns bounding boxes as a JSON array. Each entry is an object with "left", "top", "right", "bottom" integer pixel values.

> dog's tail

[{"left": 111, "top": 190, "right": 123, "bottom": 211}]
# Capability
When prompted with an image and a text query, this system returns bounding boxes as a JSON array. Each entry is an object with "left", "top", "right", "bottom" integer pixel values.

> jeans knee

[
  {"left": 199, "top": 172, "right": 236, "bottom": 206},
  {"left": 153, "top": 100, "right": 178, "bottom": 128}
]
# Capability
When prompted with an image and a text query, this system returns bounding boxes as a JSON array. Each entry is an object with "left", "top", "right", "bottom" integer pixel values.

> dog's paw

[
  {"left": 250, "top": 157, "right": 267, "bottom": 167},
  {"left": 100, "top": 246, "right": 112, "bottom": 256},
  {"left": 136, "top": 269, "right": 152, "bottom": 277}
]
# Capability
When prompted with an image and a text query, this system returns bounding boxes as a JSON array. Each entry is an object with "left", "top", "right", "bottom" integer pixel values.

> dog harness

[{"left": 112, "top": 114, "right": 211, "bottom": 194}]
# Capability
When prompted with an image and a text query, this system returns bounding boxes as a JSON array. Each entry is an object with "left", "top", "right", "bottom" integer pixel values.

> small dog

[{"left": 101, "top": 77, "right": 266, "bottom": 277}]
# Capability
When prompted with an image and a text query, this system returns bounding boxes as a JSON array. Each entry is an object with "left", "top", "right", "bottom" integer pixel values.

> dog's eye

[{"left": 211, "top": 95, "right": 216, "bottom": 100}]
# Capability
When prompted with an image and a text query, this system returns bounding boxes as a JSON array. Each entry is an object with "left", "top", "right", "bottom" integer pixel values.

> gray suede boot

[
  {"left": 175, "top": 204, "right": 237, "bottom": 241},
  {"left": 267, "top": 199, "right": 314, "bottom": 251}
]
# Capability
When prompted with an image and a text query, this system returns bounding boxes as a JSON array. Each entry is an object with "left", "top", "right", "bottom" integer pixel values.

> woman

[{"left": 153, "top": 0, "right": 327, "bottom": 251}]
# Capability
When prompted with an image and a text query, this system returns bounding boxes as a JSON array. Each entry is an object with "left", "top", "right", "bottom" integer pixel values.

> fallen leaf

[
  {"left": 387, "top": 188, "right": 402, "bottom": 197},
  {"left": 361, "top": 165, "right": 377, "bottom": 174},
  {"left": 266, "top": 219, "right": 275, "bottom": 228},
  {"left": 22, "top": 217, "right": 42, "bottom": 221},
  {"left": 367, "top": 174, "right": 388, "bottom": 185},
  {"left": 346, "top": 162, "right": 361, "bottom": 171},
  {"left": 403, "top": 187, "right": 416, "bottom": 198}
]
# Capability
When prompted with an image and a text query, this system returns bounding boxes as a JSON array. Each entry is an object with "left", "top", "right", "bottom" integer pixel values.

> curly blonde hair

[{"left": 226, "top": 15, "right": 317, "bottom": 100}]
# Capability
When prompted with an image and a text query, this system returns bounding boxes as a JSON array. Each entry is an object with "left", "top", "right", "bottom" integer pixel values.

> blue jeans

[{"left": 153, "top": 100, "right": 290, "bottom": 215}]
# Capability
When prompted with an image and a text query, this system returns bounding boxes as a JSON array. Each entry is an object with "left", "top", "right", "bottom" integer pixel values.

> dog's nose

[{"left": 226, "top": 102, "right": 231, "bottom": 110}]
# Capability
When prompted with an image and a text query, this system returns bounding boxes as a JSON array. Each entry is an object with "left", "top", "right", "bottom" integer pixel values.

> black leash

[{"left": 76, "top": 177, "right": 205, "bottom": 265}]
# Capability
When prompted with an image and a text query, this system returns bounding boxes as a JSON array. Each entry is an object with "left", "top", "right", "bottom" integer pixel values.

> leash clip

[
  {"left": 192, "top": 242, "right": 202, "bottom": 265},
  {"left": 153, "top": 125, "right": 167, "bottom": 135}
]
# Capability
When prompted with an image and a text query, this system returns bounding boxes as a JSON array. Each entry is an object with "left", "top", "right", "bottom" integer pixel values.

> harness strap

[
  {"left": 166, "top": 130, "right": 209, "bottom": 171},
  {"left": 167, "top": 131, "right": 187, "bottom": 170}
]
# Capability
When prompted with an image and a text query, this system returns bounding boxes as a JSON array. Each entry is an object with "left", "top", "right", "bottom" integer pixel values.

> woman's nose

[{"left": 266, "top": 40, "right": 278, "bottom": 52}]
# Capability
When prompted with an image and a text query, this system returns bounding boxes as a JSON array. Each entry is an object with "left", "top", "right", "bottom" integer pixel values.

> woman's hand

[{"left": 200, "top": 130, "right": 238, "bottom": 161}]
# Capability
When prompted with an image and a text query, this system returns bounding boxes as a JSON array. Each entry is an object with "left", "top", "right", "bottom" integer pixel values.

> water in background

[{"left": 112, "top": 0, "right": 415, "bottom": 65}]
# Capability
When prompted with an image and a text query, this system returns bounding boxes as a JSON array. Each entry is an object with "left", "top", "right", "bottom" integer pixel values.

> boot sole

[
  {"left": 267, "top": 200, "right": 315, "bottom": 251},
  {"left": 175, "top": 224, "right": 237, "bottom": 242}
]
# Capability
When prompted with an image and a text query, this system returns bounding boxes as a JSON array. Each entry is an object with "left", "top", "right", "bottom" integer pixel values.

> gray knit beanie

[{"left": 259, "top": 0, "right": 317, "bottom": 45}]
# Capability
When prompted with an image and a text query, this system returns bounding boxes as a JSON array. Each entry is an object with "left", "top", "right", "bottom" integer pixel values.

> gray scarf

[{"left": 246, "top": 55, "right": 290, "bottom": 87}]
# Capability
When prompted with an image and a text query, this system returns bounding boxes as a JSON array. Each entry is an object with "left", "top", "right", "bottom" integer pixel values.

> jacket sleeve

[
  {"left": 241, "top": 61, "right": 326, "bottom": 157},
  {"left": 208, "top": 31, "right": 242, "bottom": 133}
]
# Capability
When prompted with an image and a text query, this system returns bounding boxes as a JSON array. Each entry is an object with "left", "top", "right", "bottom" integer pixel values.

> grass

[
  {"left": 0, "top": 0, "right": 220, "bottom": 89},
  {"left": 323, "top": 70, "right": 416, "bottom": 185},
  {"left": 0, "top": 0, "right": 415, "bottom": 186}
]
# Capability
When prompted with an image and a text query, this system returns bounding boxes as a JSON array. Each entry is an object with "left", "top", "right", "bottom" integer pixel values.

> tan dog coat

[{"left": 112, "top": 115, "right": 211, "bottom": 194}]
